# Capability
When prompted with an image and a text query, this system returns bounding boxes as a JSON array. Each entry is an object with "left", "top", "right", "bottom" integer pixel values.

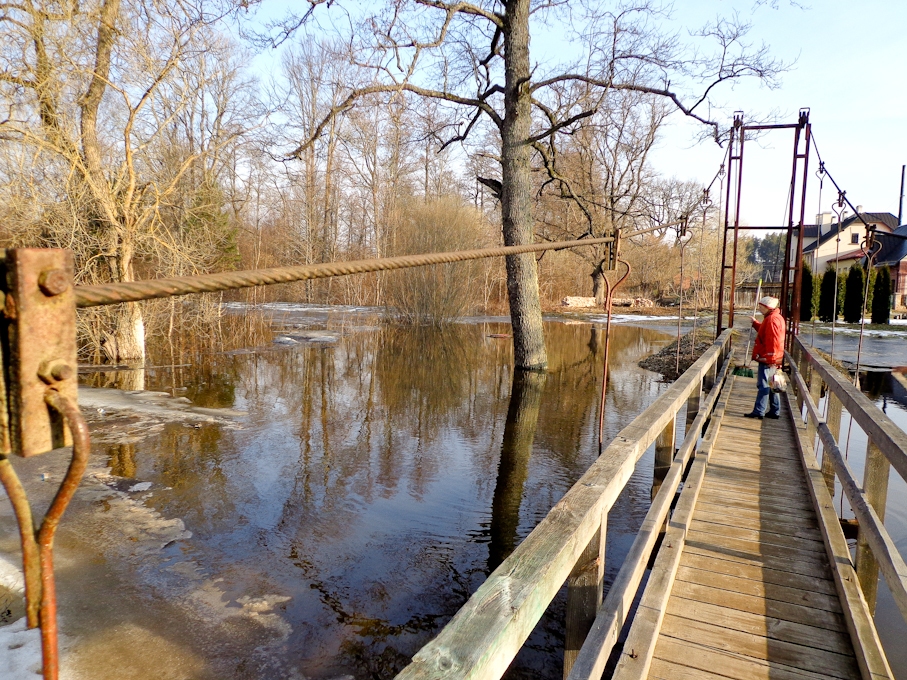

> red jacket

[{"left": 752, "top": 308, "right": 785, "bottom": 366}]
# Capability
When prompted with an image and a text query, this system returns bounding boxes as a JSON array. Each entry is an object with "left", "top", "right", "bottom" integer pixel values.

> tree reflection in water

[
  {"left": 489, "top": 369, "right": 547, "bottom": 571},
  {"left": 94, "top": 313, "right": 674, "bottom": 679}
]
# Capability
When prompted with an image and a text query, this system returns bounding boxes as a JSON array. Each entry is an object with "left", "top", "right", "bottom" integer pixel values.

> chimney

[{"left": 856, "top": 205, "right": 863, "bottom": 215}]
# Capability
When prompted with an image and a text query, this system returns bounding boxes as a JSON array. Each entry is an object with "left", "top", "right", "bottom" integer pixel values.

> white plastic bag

[{"left": 770, "top": 369, "right": 787, "bottom": 393}]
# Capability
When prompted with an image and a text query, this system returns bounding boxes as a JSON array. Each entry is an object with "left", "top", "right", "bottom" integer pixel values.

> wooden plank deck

[{"left": 644, "top": 375, "right": 863, "bottom": 680}]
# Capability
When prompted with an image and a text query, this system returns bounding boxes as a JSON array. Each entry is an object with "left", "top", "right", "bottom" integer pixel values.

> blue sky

[
  {"left": 247, "top": 1, "right": 906, "bottom": 228},
  {"left": 647, "top": 0, "right": 907, "bottom": 227}
]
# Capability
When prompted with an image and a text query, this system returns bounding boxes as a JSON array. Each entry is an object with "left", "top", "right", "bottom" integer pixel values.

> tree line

[
  {"left": 804, "top": 261, "right": 893, "bottom": 325},
  {"left": 0, "top": 0, "right": 787, "bottom": 368}
]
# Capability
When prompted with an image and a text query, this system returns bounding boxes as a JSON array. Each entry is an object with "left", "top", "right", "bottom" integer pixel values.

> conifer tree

[
  {"left": 842, "top": 264, "right": 865, "bottom": 323},
  {"left": 819, "top": 266, "right": 838, "bottom": 322},
  {"left": 871, "top": 266, "right": 892, "bottom": 325},
  {"left": 812, "top": 274, "right": 821, "bottom": 320},
  {"left": 800, "top": 260, "right": 814, "bottom": 321}
]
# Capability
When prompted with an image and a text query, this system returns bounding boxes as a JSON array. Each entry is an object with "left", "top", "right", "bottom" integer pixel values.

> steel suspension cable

[
  {"left": 811, "top": 134, "right": 877, "bottom": 233},
  {"left": 74, "top": 237, "right": 621, "bottom": 308}
]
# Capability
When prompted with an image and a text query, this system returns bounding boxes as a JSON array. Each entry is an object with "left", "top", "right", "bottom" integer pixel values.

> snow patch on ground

[
  {"left": 587, "top": 313, "right": 681, "bottom": 323},
  {"left": 1, "top": 618, "right": 42, "bottom": 679}
]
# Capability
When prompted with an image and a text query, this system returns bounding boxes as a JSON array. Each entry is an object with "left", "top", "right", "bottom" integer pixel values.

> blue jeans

[{"left": 754, "top": 362, "right": 780, "bottom": 416}]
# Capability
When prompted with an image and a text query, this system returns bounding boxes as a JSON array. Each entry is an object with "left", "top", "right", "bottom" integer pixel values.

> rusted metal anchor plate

[{"left": 3, "top": 249, "right": 78, "bottom": 456}]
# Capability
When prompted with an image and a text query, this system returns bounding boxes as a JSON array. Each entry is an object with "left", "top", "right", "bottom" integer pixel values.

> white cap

[{"left": 759, "top": 296, "right": 779, "bottom": 309}]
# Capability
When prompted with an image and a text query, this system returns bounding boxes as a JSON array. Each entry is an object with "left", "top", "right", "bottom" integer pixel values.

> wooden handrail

[
  {"left": 788, "top": 341, "right": 907, "bottom": 626},
  {"left": 784, "top": 369, "right": 894, "bottom": 679},
  {"left": 608, "top": 367, "right": 736, "bottom": 680},
  {"left": 396, "top": 329, "right": 734, "bottom": 680},
  {"left": 566, "top": 355, "right": 733, "bottom": 679},
  {"left": 793, "top": 337, "right": 907, "bottom": 480}
]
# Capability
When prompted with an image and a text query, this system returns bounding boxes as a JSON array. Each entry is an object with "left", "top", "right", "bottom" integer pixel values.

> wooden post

[
  {"left": 855, "top": 437, "right": 890, "bottom": 614},
  {"left": 704, "top": 361, "right": 716, "bottom": 393},
  {"left": 822, "top": 391, "right": 843, "bottom": 495},
  {"left": 806, "top": 372, "right": 822, "bottom": 442},
  {"left": 685, "top": 379, "right": 702, "bottom": 436},
  {"left": 652, "top": 417, "right": 676, "bottom": 501},
  {"left": 795, "top": 353, "right": 808, "bottom": 413},
  {"left": 564, "top": 513, "right": 606, "bottom": 678}
]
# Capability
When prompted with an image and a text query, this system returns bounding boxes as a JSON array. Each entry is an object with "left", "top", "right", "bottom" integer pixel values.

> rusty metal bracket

[
  {"left": 0, "top": 248, "right": 84, "bottom": 680},
  {"left": 3, "top": 249, "right": 78, "bottom": 456}
]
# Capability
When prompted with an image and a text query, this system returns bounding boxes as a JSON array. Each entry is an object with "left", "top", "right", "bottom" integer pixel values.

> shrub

[
  {"left": 811, "top": 274, "right": 821, "bottom": 320},
  {"left": 799, "top": 260, "right": 814, "bottom": 321},
  {"left": 383, "top": 196, "right": 486, "bottom": 325}
]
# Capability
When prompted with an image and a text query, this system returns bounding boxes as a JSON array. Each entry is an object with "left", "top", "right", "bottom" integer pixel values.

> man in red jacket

[{"left": 744, "top": 296, "right": 786, "bottom": 420}]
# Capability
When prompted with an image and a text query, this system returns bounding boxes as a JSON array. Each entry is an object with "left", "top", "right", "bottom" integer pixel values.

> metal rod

[
  {"left": 717, "top": 114, "right": 742, "bottom": 336},
  {"left": 899, "top": 164, "right": 905, "bottom": 226},
  {"left": 598, "top": 260, "right": 631, "bottom": 455},
  {"left": 729, "top": 114, "right": 746, "bottom": 329},
  {"left": 676, "top": 225, "right": 692, "bottom": 377},
  {"left": 830, "top": 196, "right": 846, "bottom": 362},
  {"left": 0, "top": 456, "right": 41, "bottom": 627},
  {"left": 36, "top": 390, "right": 90, "bottom": 680},
  {"left": 741, "top": 123, "right": 802, "bottom": 130},
  {"left": 790, "top": 112, "right": 812, "bottom": 339},
  {"left": 780, "top": 120, "right": 802, "bottom": 319},
  {"left": 742, "top": 279, "right": 763, "bottom": 369},
  {"left": 853, "top": 237, "right": 882, "bottom": 388}
]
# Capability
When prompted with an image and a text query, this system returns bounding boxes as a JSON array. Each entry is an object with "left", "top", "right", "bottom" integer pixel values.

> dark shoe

[
  {"left": 743, "top": 412, "right": 763, "bottom": 419},
  {"left": 765, "top": 412, "right": 780, "bottom": 419}
]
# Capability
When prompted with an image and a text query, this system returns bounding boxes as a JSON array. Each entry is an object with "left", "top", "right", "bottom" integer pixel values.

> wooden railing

[
  {"left": 396, "top": 329, "right": 734, "bottom": 680},
  {"left": 788, "top": 337, "right": 907, "bottom": 646}
]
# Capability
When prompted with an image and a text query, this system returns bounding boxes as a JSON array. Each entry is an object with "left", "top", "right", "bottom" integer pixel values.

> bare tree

[
  {"left": 535, "top": 89, "right": 672, "bottom": 302},
  {"left": 255, "top": 0, "right": 784, "bottom": 369},
  {"left": 0, "top": 0, "right": 252, "bottom": 362}
]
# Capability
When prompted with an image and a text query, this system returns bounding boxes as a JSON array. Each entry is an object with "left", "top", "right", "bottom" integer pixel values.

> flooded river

[
  {"left": 3, "top": 307, "right": 907, "bottom": 679},
  {"left": 77, "top": 310, "right": 677, "bottom": 679}
]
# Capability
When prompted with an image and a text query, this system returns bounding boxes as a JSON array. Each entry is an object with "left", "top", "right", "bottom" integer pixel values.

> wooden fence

[{"left": 396, "top": 329, "right": 734, "bottom": 679}]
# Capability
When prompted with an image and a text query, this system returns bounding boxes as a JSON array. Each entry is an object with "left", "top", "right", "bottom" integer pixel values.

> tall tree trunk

[
  {"left": 103, "top": 238, "right": 146, "bottom": 366},
  {"left": 80, "top": 0, "right": 146, "bottom": 366},
  {"left": 591, "top": 264, "right": 606, "bottom": 305},
  {"left": 502, "top": 1, "right": 547, "bottom": 370}
]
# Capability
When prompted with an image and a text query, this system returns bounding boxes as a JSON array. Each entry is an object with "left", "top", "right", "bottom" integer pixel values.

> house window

[{"left": 851, "top": 233, "right": 859, "bottom": 244}]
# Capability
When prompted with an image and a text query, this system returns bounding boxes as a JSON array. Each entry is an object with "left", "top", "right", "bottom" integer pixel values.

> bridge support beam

[
  {"left": 564, "top": 513, "right": 606, "bottom": 678},
  {"left": 653, "top": 418, "right": 676, "bottom": 501},
  {"left": 821, "top": 392, "right": 843, "bottom": 496},
  {"left": 685, "top": 380, "right": 702, "bottom": 436}
]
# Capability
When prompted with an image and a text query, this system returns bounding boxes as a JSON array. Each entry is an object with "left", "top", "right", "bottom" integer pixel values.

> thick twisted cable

[{"left": 74, "top": 238, "right": 613, "bottom": 308}]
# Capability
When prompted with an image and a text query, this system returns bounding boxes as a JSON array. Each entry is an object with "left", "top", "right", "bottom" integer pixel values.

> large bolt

[
  {"left": 38, "top": 360, "right": 74, "bottom": 384},
  {"left": 38, "top": 269, "right": 70, "bottom": 296}
]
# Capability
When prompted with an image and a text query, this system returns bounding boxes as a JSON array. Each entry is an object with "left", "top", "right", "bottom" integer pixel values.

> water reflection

[
  {"left": 93, "top": 316, "right": 675, "bottom": 678},
  {"left": 489, "top": 370, "right": 547, "bottom": 571}
]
